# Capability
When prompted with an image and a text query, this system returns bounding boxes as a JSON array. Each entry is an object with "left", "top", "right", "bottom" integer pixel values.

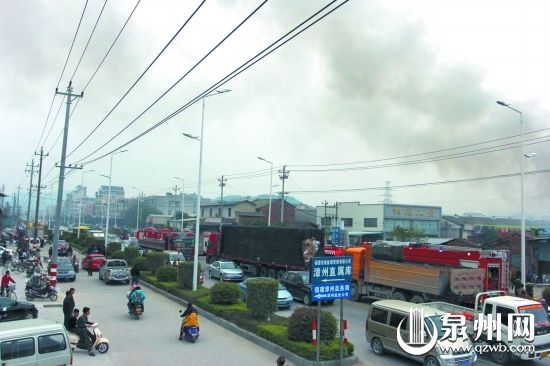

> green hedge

[
  {"left": 177, "top": 261, "right": 201, "bottom": 289},
  {"left": 146, "top": 252, "right": 165, "bottom": 274},
  {"left": 124, "top": 246, "right": 139, "bottom": 263},
  {"left": 131, "top": 257, "right": 148, "bottom": 271},
  {"left": 110, "top": 250, "right": 125, "bottom": 260},
  {"left": 107, "top": 242, "right": 121, "bottom": 257},
  {"left": 157, "top": 265, "right": 178, "bottom": 282},
  {"left": 210, "top": 282, "right": 240, "bottom": 305},
  {"left": 288, "top": 307, "right": 337, "bottom": 342},
  {"left": 247, "top": 278, "right": 278, "bottom": 320},
  {"left": 257, "top": 324, "right": 354, "bottom": 361}
]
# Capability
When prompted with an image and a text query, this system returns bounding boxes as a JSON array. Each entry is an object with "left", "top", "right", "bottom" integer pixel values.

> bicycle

[{"left": 1, "top": 284, "right": 17, "bottom": 301}]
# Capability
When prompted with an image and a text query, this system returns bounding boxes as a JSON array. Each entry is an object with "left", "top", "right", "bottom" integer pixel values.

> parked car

[
  {"left": 208, "top": 261, "right": 244, "bottom": 281},
  {"left": 238, "top": 277, "right": 293, "bottom": 309},
  {"left": 163, "top": 250, "right": 185, "bottom": 266},
  {"left": 81, "top": 253, "right": 106, "bottom": 271},
  {"left": 0, "top": 297, "right": 38, "bottom": 322},
  {"left": 58, "top": 240, "right": 73, "bottom": 257},
  {"left": 56, "top": 258, "right": 76, "bottom": 282},
  {"left": 280, "top": 271, "right": 334, "bottom": 306},
  {"left": 107, "top": 234, "right": 122, "bottom": 245},
  {"left": 128, "top": 236, "right": 138, "bottom": 245},
  {"left": 98, "top": 259, "right": 130, "bottom": 284}
]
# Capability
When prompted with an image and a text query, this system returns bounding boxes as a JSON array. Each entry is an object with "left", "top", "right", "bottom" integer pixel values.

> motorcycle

[
  {"left": 179, "top": 310, "right": 199, "bottom": 343},
  {"left": 25, "top": 282, "right": 57, "bottom": 301},
  {"left": 73, "top": 261, "right": 80, "bottom": 273},
  {"left": 128, "top": 302, "right": 144, "bottom": 320},
  {"left": 69, "top": 323, "right": 110, "bottom": 354}
]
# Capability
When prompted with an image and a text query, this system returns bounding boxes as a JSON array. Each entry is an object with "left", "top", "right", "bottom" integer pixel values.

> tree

[
  {"left": 392, "top": 226, "right": 425, "bottom": 241},
  {"left": 122, "top": 201, "right": 161, "bottom": 229}
]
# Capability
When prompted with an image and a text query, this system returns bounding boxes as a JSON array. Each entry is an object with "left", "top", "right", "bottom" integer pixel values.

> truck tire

[
  {"left": 391, "top": 291, "right": 410, "bottom": 301},
  {"left": 350, "top": 282, "right": 361, "bottom": 302},
  {"left": 268, "top": 268, "right": 276, "bottom": 279},
  {"left": 410, "top": 295, "right": 425, "bottom": 304},
  {"left": 490, "top": 344, "right": 511, "bottom": 365}
]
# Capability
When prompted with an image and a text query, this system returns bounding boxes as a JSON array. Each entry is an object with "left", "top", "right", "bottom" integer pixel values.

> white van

[
  {"left": 0, "top": 319, "right": 72, "bottom": 365},
  {"left": 163, "top": 250, "right": 185, "bottom": 265}
]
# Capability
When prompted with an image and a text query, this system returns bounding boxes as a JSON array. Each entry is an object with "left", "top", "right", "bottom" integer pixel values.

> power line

[
  {"left": 69, "top": 0, "right": 108, "bottom": 82},
  {"left": 66, "top": 0, "right": 207, "bottom": 159},
  {"left": 75, "top": 0, "right": 348, "bottom": 166},
  {"left": 71, "top": 0, "right": 268, "bottom": 164}
]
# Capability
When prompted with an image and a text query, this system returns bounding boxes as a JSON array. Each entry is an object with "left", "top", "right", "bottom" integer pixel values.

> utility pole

[
  {"left": 52, "top": 81, "right": 83, "bottom": 264},
  {"left": 33, "top": 147, "right": 48, "bottom": 239},
  {"left": 25, "top": 160, "right": 36, "bottom": 233},
  {"left": 218, "top": 175, "right": 227, "bottom": 233},
  {"left": 322, "top": 200, "right": 329, "bottom": 244},
  {"left": 278, "top": 165, "right": 289, "bottom": 224},
  {"left": 15, "top": 185, "right": 21, "bottom": 230}
]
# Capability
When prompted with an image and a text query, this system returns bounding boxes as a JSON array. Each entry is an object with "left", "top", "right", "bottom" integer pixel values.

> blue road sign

[
  {"left": 312, "top": 282, "right": 351, "bottom": 301},
  {"left": 310, "top": 256, "right": 352, "bottom": 301},
  {"left": 331, "top": 227, "right": 340, "bottom": 244}
]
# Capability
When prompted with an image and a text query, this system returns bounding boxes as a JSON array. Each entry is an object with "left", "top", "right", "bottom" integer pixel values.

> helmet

[{"left": 131, "top": 284, "right": 140, "bottom": 290}]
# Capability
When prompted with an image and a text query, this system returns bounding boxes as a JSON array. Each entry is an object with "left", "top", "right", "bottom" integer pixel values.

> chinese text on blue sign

[{"left": 310, "top": 256, "right": 352, "bottom": 300}]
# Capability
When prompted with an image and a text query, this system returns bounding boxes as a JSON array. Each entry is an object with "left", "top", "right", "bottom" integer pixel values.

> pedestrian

[
  {"left": 63, "top": 289, "right": 75, "bottom": 329},
  {"left": 76, "top": 307, "right": 96, "bottom": 356},
  {"left": 1, "top": 270, "right": 16, "bottom": 297},
  {"left": 276, "top": 356, "right": 286, "bottom": 366},
  {"left": 87, "top": 262, "right": 93, "bottom": 276}
]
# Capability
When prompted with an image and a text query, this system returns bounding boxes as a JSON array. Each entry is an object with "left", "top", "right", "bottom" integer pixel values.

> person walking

[{"left": 62, "top": 289, "right": 75, "bottom": 329}]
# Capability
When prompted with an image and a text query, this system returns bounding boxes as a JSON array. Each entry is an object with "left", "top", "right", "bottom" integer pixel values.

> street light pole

[
  {"left": 77, "top": 169, "right": 94, "bottom": 238},
  {"left": 184, "top": 89, "right": 230, "bottom": 291},
  {"left": 174, "top": 177, "right": 185, "bottom": 233},
  {"left": 132, "top": 187, "right": 140, "bottom": 230},
  {"left": 258, "top": 157, "right": 273, "bottom": 226},
  {"left": 103, "top": 150, "right": 127, "bottom": 249},
  {"left": 497, "top": 100, "right": 526, "bottom": 286}
]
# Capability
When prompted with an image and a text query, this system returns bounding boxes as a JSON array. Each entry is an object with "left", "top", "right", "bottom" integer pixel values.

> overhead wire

[
  {"left": 66, "top": 0, "right": 207, "bottom": 159},
  {"left": 72, "top": 0, "right": 269, "bottom": 164},
  {"left": 75, "top": 0, "right": 347, "bottom": 166}
]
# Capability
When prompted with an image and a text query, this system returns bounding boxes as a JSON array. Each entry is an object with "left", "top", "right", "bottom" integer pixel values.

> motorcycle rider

[
  {"left": 68, "top": 309, "right": 80, "bottom": 332},
  {"left": 180, "top": 303, "right": 199, "bottom": 340},
  {"left": 76, "top": 307, "right": 96, "bottom": 356},
  {"left": 127, "top": 285, "right": 146, "bottom": 313},
  {"left": 1, "top": 270, "right": 16, "bottom": 297}
]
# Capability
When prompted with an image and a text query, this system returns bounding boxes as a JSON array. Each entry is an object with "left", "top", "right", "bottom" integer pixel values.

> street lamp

[
  {"left": 77, "top": 169, "right": 95, "bottom": 238},
  {"left": 174, "top": 177, "right": 185, "bottom": 233},
  {"left": 132, "top": 186, "right": 140, "bottom": 230},
  {"left": 497, "top": 100, "right": 527, "bottom": 286},
  {"left": 257, "top": 156, "right": 273, "bottom": 226},
  {"left": 183, "top": 89, "right": 231, "bottom": 291},
  {"left": 103, "top": 149, "right": 128, "bottom": 248}
]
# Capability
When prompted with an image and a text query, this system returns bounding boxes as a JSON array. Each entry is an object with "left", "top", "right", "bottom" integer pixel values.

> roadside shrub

[
  {"left": 110, "top": 250, "right": 124, "bottom": 260},
  {"left": 107, "top": 242, "right": 121, "bottom": 256},
  {"left": 210, "top": 282, "right": 240, "bottom": 305},
  {"left": 288, "top": 307, "right": 337, "bottom": 342},
  {"left": 146, "top": 252, "right": 165, "bottom": 274},
  {"left": 124, "top": 246, "right": 139, "bottom": 263},
  {"left": 177, "top": 261, "right": 201, "bottom": 289},
  {"left": 247, "top": 278, "right": 278, "bottom": 320},
  {"left": 131, "top": 257, "right": 147, "bottom": 271},
  {"left": 157, "top": 265, "right": 178, "bottom": 282}
]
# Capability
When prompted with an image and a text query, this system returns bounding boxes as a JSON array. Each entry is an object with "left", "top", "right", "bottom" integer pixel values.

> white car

[{"left": 0, "top": 245, "right": 13, "bottom": 257}]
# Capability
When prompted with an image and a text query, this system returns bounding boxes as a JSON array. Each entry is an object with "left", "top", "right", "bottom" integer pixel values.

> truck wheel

[
  {"left": 371, "top": 338, "right": 384, "bottom": 355},
  {"left": 423, "top": 356, "right": 440, "bottom": 366},
  {"left": 268, "top": 268, "right": 276, "bottom": 279},
  {"left": 391, "top": 291, "right": 409, "bottom": 301},
  {"left": 350, "top": 282, "right": 361, "bottom": 302},
  {"left": 490, "top": 344, "right": 511, "bottom": 365},
  {"left": 410, "top": 295, "right": 425, "bottom": 304}
]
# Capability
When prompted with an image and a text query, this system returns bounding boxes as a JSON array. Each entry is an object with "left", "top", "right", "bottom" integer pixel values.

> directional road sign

[{"left": 310, "top": 256, "right": 352, "bottom": 301}]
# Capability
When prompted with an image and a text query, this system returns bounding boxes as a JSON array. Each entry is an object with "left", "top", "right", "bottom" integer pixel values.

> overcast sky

[{"left": 1, "top": 0, "right": 549, "bottom": 219}]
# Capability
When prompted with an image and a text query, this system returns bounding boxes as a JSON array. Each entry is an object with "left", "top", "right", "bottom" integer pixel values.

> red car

[{"left": 81, "top": 254, "right": 105, "bottom": 271}]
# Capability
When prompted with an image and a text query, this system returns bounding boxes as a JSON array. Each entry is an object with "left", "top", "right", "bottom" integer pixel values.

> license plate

[
  {"left": 542, "top": 351, "right": 549, "bottom": 358},
  {"left": 457, "top": 361, "right": 470, "bottom": 366}
]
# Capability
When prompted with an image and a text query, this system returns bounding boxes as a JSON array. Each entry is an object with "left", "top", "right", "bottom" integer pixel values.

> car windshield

[
  {"left": 58, "top": 262, "right": 73, "bottom": 270},
  {"left": 221, "top": 262, "right": 237, "bottom": 269},
  {"left": 519, "top": 305, "right": 550, "bottom": 327},
  {"left": 425, "top": 316, "right": 446, "bottom": 338},
  {"left": 300, "top": 274, "right": 310, "bottom": 284}
]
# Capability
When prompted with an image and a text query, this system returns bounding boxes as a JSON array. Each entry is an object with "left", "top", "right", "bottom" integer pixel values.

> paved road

[{"left": 5, "top": 249, "right": 294, "bottom": 366}]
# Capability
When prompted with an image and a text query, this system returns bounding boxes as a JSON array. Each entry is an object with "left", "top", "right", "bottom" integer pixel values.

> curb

[{"left": 139, "top": 280, "right": 359, "bottom": 366}]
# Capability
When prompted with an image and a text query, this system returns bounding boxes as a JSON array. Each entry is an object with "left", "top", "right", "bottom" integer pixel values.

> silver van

[
  {"left": 0, "top": 319, "right": 72, "bottom": 366},
  {"left": 366, "top": 300, "right": 477, "bottom": 366}
]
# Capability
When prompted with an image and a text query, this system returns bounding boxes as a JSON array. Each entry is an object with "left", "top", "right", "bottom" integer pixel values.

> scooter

[
  {"left": 69, "top": 323, "right": 110, "bottom": 354},
  {"left": 128, "top": 302, "right": 144, "bottom": 320},
  {"left": 179, "top": 310, "right": 199, "bottom": 343},
  {"left": 73, "top": 261, "right": 80, "bottom": 273},
  {"left": 25, "top": 282, "right": 57, "bottom": 301}
]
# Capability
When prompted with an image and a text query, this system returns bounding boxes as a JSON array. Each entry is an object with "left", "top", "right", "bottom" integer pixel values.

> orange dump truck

[{"left": 346, "top": 245, "right": 486, "bottom": 305}]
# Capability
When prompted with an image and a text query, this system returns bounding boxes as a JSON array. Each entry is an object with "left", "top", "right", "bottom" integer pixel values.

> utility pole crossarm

[{"left": 278, "top": 165, "right": 290, "bottom": 224}]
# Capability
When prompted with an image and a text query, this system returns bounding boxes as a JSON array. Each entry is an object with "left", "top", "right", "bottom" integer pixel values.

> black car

[
  {"left": 0, "top": 297, "right": 38, "bottom": 322},
  {"left": 280, "top": 271, "right": 334, "bottom": 306}
]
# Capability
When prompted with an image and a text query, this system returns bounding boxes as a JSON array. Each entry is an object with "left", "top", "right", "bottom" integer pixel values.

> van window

[
  {"left": 370, "top": 308, "right": 389, "bottom": 323},
  {"left": 389, "top": 312, "right": 408, "bottom": 330},
  {"left": 496, "top": 306, "right": 515, "bottom": 325},
  {"left": 38, "top": 333, "right": 67, "bottom": 354},
  {"left": 1, "top": 338, "right": 35, "bottom": 361},
  {"left": 484, "top": 303, "right": 493, "bottom": 316}
]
